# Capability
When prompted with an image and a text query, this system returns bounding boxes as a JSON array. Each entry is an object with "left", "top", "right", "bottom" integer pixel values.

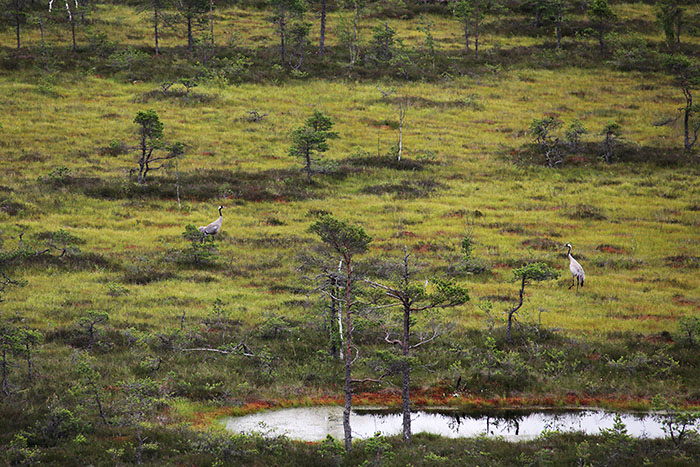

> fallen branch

[{"left": 182, "top": 342, "right": 255, "bottom": 357}]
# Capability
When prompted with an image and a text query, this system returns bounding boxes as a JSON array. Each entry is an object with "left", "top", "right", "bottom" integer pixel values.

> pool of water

[{"left": 221, "top": 406, "right": 686, "bottom": 441}]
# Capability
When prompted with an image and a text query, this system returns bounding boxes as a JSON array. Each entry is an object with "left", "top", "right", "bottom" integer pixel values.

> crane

[
  {"left": 198, "top": 205, "right": 224, "bottom": 237},
  {"left": 565, "top": 243, "right": 585, "bottom": 290}
]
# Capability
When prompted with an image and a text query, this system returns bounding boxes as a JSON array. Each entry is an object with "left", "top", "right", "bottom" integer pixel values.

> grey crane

[
  {"left": 565, "top": 243, "right": 585, "bottom": 290},
  {"left": 198, "top": 205, "right": 224, "bottom": 237}
]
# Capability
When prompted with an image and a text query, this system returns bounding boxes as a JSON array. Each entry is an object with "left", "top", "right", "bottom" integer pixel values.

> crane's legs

[{"left": 568, "top": 277, "right": 575, "bottom": 289}]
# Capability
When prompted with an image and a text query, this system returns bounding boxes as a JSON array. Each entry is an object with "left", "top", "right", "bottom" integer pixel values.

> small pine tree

[
  {"left": 289, "top": 110, "right": 338, "bottom": 183},
  {"left": 369, "top": 21, "right": 398, "bottom": 63},
  {"left": 656, "top": 0, "right": 683, "bottom": 50},
  {"left": 565, "top": 120, "right": 588, "bottom": 152},
  {"left": 588, "top": 0, "right": 616, "bottom": 55},
  {"left": 663, "top": 54, "right": 700, "bottom": 152},
  {"left": 529, "top": 115, "right": 563, "bottom": 167},
  {"left": 269, "top": 0, "right": 306, "bottom": 64},
  {"left": 507, "top": 263, "right": 558, "bottom": 342},
  {"left": 133, "top": 110, "right": 183, "bottom": 184},
  {"left": 181, "top": 224, "right": 217, "bottom": 265},
  {"left": 601, "top": 121, "right": 621, "bottom": 163}
]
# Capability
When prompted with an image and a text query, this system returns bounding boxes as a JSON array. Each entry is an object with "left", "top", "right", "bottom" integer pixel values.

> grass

[
  {"left": 1, "top": 1, "right": 700, "bottom": 465},
  {"left": 1, "top": 71, "right": 697, "bottom": 335}
]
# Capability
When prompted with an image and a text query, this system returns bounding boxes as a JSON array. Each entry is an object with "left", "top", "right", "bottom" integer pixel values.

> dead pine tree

[
  {"left": 396, "top": 96, "right": 409, "bottom": 161},
  {"left": 21, "top": 328, "right": 41, "bottom": 383},
  {"left": 78, "top": 310, "right": 109, "bottom": 352},
  {"left": 117, "top": 379, "right": 160, "bottom": 465},
  {"left": 309, "top": 215, "right": 371, "bottom": 450},
  {"left": 366, "top": 247, "right": 469, "bottom": 443},
  {"left": 49, "top": 0, "right": 80, "bottom": 52},
  {"left": 0, "top": 320, "right": 20, "bottom": 396},
  {"left": 298, "top": 243, "right": 348, "bottom": 360},
  {"left": 74, "top": 351, "right": 109, "bottom": 425}
]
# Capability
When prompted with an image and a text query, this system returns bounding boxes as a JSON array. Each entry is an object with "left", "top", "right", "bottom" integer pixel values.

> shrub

[
  {"left": 361, "top": 179, "right": 442, "bottom": 198},
  {"left": 529, "top": 115, "right": 563, "bottom": 167},
  {"left": 106, "top": 47, "right": 150, "bottom": 77},
  {"left": 601, "top": 121, "right": 622, "bottom": 163},
  {"left": 123, "top": 257, "right": 175, "bottom": 284},
  {"left": 179, "top": 224, "right": 218, "bottom": 267},
  {"left": 677, "top": 316, "right": 700, "bottom": 347},
  {"left": 568, "top": 204, "right": 606, "bottom": 220}
]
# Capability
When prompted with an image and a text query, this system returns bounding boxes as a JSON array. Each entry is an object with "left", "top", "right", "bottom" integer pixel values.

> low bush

[{"left": 361, "top": 179, "right": 443, "bottom": 198}]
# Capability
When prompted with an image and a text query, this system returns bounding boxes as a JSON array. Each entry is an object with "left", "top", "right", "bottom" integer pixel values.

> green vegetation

[{"left": 1, "top": 0, "right": 700, "bottom": 464}]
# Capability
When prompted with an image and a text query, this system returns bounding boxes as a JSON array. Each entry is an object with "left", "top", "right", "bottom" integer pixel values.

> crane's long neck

[
  {"left": 567, "top": 245, "right": 572, "bottom": 258},
  {"left": 218, "top": 206, "right": 223, "bottom": 217}
]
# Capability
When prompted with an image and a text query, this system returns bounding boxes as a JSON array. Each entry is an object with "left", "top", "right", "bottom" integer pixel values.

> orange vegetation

[{"left": 183, "top": 390, "right": 700, "bottom": 431}]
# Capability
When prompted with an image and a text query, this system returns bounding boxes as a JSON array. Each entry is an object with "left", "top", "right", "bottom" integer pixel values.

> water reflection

[{"left": 221, "top": 407, "right": 691, "bottom": 442}]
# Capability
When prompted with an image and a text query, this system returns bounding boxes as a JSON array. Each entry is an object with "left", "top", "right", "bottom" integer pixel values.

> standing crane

[
  {"left": 198, "top": 205, "right": 224, "bottom": 237},
  {"left": 565, "top": 243, "right": 585, "bottom": 290}
]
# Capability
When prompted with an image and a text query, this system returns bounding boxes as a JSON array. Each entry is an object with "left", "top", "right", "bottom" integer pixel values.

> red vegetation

[
  {"left": 596, "top": 244, "right": 628, "bottom": 254},
  {"left": 672, "top": 295, "right": 700, "bottom": 310}
]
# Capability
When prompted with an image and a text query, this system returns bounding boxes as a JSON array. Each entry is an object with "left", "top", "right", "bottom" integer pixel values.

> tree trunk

[
  {"left": 39, "top": 19, "right": 45, "bottom": 50},
  {"left": 398, "top": 111, "right": 403, "bottom": 161},
  {"left": 401, "top": 303, "right": 411, "bottom": 442},
  {"left": 142, "top": 162, "right": 150, "bottom": 184},
  {"left": 88, "top": 325, "right": 95, "bottom": 351},
  {"left": 604, "top": 135, "right": 613, "bottom": 162},
  {"left": 25, "top": 343, "right": 32, "bottom": 382},
  {"left": 94, "top": 388, "right": 108, "bottom": 424},
  {"left": 136, "top": 426, "right": 143, "bottom": 465},
  {"left": 319, "top": 0, "right": 327, "bottom": 56},
  {"left": 305, "top": 151, "right": 312, "bottom": 183},
  {"left": 15, "top": 13, "right": 21, "bottom": 49},
  {"left": 556, "top": 8, "right": 562, "bottom": 49},
  {"left": 154, "top": 3, "right": 160, "bottom": 55},
  {"left": 187, "top": 15, "right": 193, "bottom": 52},
  {"left": 474, "top": 18, "right": 479, "bottom": 59},
  {"left": 351, "top": 2, "right": 359, "bottom": 65},
  {"left": 138, "top": 134, "right": 147, "bottom": 184},
  {"left": 463, "top": 20, "right": 469, "bottom": 50},
  {"left": 329, "top": 279, "right": 338, "bottom": 358},
  {"left": 507, "top": 277, "right": 525, "bottom": 343},
  {"left": 598, "top": 29, "right": 604, "bottom": 55},
  {"left": 209, "top": 0, "right": 215, "bottom": 56},
  {"left": 1, "top": 349, "right": 8, "bottom": 395},
  {"left": 343, "top": 256, "right": 353, "bottom": 451},
  {"left": 71, "top": 17, "right": 77, "bottom": 51},
  {"left": 684, "top": 100, "right": 691, "bottom": 151},
  {"left": 279, "top": 11, "right": 287, "bottom": 64}
]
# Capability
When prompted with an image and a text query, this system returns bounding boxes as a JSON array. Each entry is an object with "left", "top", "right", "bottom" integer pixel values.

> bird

[
  {"left": 198, "top": 205, "right": 224, "bottom": 237},
  {"left": 565, "top": 243, "right": 585, "bottom": 290}
]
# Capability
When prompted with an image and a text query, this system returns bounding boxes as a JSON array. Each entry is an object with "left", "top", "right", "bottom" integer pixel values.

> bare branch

[
  {"left": 351, "top": 377, "right": 386, "bottom": 384},
  {"left": 381, "top": 324, "right": 402, "bottom": 347},
  {"left": 350, "top": 346, "right": 360, "bottom": 365},
  {"left": 409, "top": 329, "right": 439, "bottom": 349},
  {"left": 182, "top": 342, "right": 255, "bottom": 357}
]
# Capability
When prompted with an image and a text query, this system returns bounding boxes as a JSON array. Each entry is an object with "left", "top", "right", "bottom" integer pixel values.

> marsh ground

[{"left": 1, "top": 1, "right": 700, "bottom": 465}]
